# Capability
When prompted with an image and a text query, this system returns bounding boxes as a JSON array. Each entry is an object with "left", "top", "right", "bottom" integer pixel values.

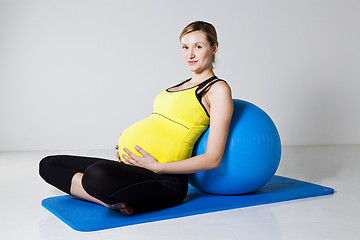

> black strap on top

[
  {"left": 196, "top": 76, "right": 227, "bottom": 117},
  {"left": 197, "top": 76, "right": 218, "bottom": 90},
  {"left": 168, "top": 78, "right": 192, "bottom": 90},
  {"left": 167, "top": 75, "right": 218, "bottom": 92},
  {"left": 196, "top": 76, "right": 224, "bottom": 98}
]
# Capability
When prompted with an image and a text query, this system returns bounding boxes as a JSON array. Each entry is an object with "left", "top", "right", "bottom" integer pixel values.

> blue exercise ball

[{"left": 189, "top": 99, "right": 281, "bottom": 195}]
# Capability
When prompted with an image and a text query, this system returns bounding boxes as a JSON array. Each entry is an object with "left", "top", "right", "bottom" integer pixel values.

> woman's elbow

[
  {"left": 213, "top": 157, "right": 222, "bottom": 169},
  {"left": 205, "top": 154, "right": 223, "bottom": 170}
]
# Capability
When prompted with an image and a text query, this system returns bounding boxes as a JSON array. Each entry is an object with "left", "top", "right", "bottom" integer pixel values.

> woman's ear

[{"left": 212, "top": 42, "right": 219, "bottom": 55}]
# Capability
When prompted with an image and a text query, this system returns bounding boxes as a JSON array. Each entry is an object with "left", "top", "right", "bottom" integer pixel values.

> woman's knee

[
  {"left": 39, "top": 155, "right": 59, "bottom": 180},
  {"left": 82, "top": 162, "right": 112, "bottom": 191},
  {"left": 81, "top": 161, "right": 119, "bottom": 203}
]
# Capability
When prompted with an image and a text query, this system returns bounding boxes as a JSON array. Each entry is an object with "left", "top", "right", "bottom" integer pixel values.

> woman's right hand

[
  {"left": 115, "top": 145, "right": 121, "bottom": 161},
  {"left": 115, "top": 133, "right": 122, "bottom": 161}
]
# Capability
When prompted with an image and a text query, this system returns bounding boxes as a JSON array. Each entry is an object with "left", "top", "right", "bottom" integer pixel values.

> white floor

[{"left": 0, "top": 145, "right": 359, "bottom": 240}]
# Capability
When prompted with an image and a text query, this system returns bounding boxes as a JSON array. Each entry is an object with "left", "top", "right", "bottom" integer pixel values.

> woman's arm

[{"left": 122, "top": 81, "right": 233, "bottom": 174}]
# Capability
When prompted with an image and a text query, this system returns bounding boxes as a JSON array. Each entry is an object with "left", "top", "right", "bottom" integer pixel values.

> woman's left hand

[{"left": 122, "top": 146, "right": 160, "bottom": 173}]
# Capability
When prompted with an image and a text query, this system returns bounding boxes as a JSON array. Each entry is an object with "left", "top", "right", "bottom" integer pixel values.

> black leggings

[{"left": 39, "top": 155, "right": 188, "bottom": 211}]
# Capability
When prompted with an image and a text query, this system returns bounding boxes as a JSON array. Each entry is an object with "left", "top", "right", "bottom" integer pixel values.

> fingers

[
  {"left": 121, "top": 154, "right": 133, "bottom": 165},
  {"left": 115, "top": 145, "right": 121, "bottom": 161},
  {"left": 134, "top": 145, "right": 148, "bottom": 156},
  {"left": 120, "top": 146, "right": 154, "bottom": 166},
  {"left": 122, "top": 148, "right": 140, "bottom": 165},
  {"left": 123, "top": 148, "right": 137, "bottom": 159}
]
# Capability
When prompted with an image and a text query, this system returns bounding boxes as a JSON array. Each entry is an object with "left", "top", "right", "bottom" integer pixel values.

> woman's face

[{"left": 181, "top": 30, "right": 217, "bottom": 74}]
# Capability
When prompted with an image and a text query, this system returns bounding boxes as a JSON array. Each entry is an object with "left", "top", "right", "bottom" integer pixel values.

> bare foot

[{"left": 107, "top": 202, "right": 134, "bottom": 216}]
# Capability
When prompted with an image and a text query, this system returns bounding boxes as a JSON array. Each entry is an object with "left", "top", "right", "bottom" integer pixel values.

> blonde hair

[{"left": 179, "top": 21, "right": 218, "bottom": 63}]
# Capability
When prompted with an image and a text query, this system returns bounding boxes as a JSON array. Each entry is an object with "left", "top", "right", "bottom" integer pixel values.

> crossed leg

[{"left": 39, "top": 155, "right": 188, "bottom": 215}]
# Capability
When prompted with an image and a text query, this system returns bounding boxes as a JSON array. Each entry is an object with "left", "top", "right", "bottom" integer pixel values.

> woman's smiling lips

[{"left": 188, "top": 61, "right": 198, "bottom": 65}]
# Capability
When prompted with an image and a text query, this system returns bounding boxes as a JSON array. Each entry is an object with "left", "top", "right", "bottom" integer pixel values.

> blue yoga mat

[{"left": 42, "top": 175, "right": 334, "bottom": 231}]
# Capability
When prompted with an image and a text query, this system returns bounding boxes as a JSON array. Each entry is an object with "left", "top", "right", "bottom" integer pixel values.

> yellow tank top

[{"left": 118, "top": 76, "right": 222, "bottom": 163}]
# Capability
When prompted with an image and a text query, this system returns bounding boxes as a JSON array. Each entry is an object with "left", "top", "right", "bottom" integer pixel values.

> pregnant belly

[{"left": 118, "top": 114, "right": 191, "bottom": 164}]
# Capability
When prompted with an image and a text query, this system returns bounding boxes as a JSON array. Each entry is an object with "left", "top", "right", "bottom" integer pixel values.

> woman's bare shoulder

[{"left": 210, "top": 80, "right": 232, "bottom": 96}]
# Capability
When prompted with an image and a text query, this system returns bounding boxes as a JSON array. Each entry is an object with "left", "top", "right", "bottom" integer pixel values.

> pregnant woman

[{"left": 39, "top": 21, "right": 233, "bottom": 216}]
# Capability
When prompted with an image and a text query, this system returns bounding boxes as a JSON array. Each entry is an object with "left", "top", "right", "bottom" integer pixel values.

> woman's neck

[{"left": 190, "top": 69, "right": 215, "bottom": 84}]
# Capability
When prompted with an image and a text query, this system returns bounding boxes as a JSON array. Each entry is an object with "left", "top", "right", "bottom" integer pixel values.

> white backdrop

[{"left": 1, "top": 0, "right": 359, "bottom": 151}]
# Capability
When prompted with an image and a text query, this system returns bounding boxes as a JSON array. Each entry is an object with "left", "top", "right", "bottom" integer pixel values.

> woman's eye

[
  {"left": 195, "top": 45, "right": 202, "bottom": 49},
  {"left": 182, "top": 46, "right": 188, "bottom": 50}
]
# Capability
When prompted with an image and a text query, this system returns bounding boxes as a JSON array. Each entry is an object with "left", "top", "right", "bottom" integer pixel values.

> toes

[
  {"left": 109, "top": 202, "right": 134, "bottom": 216},
  {"left": 120, "top": 208, "right": 132, "bottom": 216},
  {"left": 120, "top": 206, "right": 134, "bottom": 216}
]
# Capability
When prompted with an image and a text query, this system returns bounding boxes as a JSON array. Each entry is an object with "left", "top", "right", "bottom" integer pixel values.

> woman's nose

[{"left": 189, "top": 49, "right": 195, "bottom": 59}]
